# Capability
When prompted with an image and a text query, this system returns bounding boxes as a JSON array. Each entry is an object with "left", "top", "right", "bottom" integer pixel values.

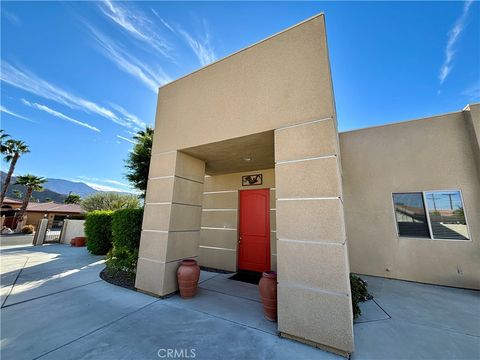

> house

[
  {"left": 134, "top": 14, "right": 479, "bottom": 357},
  {"left": 1, "top": 198, "right": 84, "bottom": 230},
  {"left": 1, "top": 197, "right": 22, "bottom": 228},
  {"left": 24, "top": 202, "right": 85, "bottom": 227}
]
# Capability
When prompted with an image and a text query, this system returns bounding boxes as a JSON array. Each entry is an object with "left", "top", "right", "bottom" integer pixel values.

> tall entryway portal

[{"left": 238, "top": 189, "right": 271, "bottom": 272}]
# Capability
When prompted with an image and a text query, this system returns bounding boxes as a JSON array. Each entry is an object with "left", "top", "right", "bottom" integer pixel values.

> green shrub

[
  {"left": 106, "top": 247, "right": 139, "bottom": 278},
  {"left": 81, "top": 192, "right": 140, "bottom": 212},
  {"left": 111, "top": 208, "right": 143, "bottom": 252},
  {"left": 84, "top": 210, "right": 113, "bottom": 255},
  {"left": 350, "top": 274, "right": 373, "bottom": 319},
  {"left": 107, "top": 208, "right": 143, "bottom": 274}
]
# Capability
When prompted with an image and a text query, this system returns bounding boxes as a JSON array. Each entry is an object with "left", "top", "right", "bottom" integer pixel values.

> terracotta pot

[
  {"left": 259, "top": 271, "right": 277, "bottom": 321},
  {"left": 71, "top": 237, "right": 86, "bottom": 247},
  {"left": 177, "top": 259, "right": 200, "bottom": 299},
  {"left": 75, "top": 237, "right": 86, "bottom": 247}
]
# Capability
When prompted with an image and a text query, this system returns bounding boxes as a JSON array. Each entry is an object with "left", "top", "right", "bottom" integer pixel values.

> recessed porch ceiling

[{"left": 181, "top": 131, "right": 274, "bottom": 175}]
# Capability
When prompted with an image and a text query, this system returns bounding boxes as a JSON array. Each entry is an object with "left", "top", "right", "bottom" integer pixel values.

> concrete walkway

[{"left": 1, "top": 244, "right": 478, "bottom": 360}]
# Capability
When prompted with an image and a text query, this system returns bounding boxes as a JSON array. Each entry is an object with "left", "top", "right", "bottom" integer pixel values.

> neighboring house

[
  {"left": 1, "top": 198, "right": 84, "bottom": 229},
  {"left": 130, "top": 13, "right": 477, "bottom": 357},
  {"left": 24, "top": 202, "right": 85, "bottom": 227},
  {"left": 1, "top": 197, "right": 22, "bottom": 210},
  {"left": 1, "top": 197, "right": 22, "bottom": 228}
]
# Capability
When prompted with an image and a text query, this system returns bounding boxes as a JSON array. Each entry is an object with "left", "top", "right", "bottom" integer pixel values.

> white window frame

[{"left": 392, "top": 189, "right": 471, "bottom": 241}]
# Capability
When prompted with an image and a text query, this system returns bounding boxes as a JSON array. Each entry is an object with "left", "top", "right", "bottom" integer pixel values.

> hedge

[
  {"left": 111, "top": 208, "right": 143, "bottom": 252},
  {"left": 107, "top": 208, "right": 144, "bottom": 275},
  {"left": 84, "top": 210, "right": 113, "bottom": 255}
]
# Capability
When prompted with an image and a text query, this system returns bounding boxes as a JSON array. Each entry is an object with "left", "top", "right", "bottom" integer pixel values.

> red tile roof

[
  {"left": 26, "top": 202, "right": 85, "bottom": 214},
  {"left": 3, "top": 197, "right": 22, "bottom": 205}
]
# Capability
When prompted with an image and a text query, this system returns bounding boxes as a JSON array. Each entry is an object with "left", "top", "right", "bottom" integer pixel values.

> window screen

[
  {"left": 425, "top": 191, "right": 469, "bottom": 240},
  {"left": 393, "top": 190, "right": 469, "bottom": 240},
  {"left": 392, "top": 193, "right": 430, "bottom": 238}
]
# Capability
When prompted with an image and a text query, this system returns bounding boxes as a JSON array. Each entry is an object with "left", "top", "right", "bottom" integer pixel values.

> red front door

[{"left": 238, "top": 189, "right": 270, "bottom": 272}]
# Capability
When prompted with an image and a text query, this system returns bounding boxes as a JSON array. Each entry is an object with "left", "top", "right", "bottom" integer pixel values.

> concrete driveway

[{"left": 1, "top": 244, "right": 479, "bottom": 360}]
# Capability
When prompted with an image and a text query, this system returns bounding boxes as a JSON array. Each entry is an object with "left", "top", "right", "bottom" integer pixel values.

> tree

[
  {"left": 0, "top": 130, "right": 10, "bottom": 155},
  {"left": 12, "top": 189, "right": 22, "bottom": 199},
  {"left": 65, "top": 192, "right": 81, "bottom": 204},
  {"left": 1, "top": 139, "right": 30, "bottom": 206},
  {"left": 15, "top": 174, "right": 47, "bottom": 221},
  {"left": 81, "top": 192, "right": 140, "bottom": 212},
  {"left": 125, "top": 126, "right": 153, "bottom": 198}
]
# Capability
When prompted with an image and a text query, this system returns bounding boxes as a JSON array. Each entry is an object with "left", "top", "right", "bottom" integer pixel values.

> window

[
  {"left": 393, "top": 190, "right": 469, "bottom": 240},
  {"left": 393, "top": 193, "right": 430, "bottom": 238}
]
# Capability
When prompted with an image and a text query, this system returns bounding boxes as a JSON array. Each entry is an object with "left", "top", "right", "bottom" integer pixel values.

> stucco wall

[
  {"left": 25, "top": 212, "right": 48, "bottom": 227},
  {"left": 152, "top": 14, "right": 335, "bottom": 154},
  {"left": 200, "top": 168, "right": 276, "bottom": 271},
  {"left": 340, "top": 108, "right": 480, "bottom": 289},
  {"left": 60, "top": 219, "right": 85, "bottom": 244}
]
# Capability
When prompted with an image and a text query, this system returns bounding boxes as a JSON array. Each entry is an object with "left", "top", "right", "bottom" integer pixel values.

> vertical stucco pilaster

[
  {"left": 135, "top": 151, "right": 205, "bottom": 297},
  {"left": 463, "top": 104, "right": 480, "bottom": 180},
  {"left": 274, "top": 117, "right": 354, "bottom": 356}
]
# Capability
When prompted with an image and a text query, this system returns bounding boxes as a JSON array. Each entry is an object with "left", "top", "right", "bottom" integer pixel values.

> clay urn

[
  {"left": 177, "top": 259, "right": 200, "bottom": 299},
  {"left": 259, "top": 271, "right": 278, "bottom": 321},
  {"left": 75, "top": 237, "right": 86, "bottom": 247}
]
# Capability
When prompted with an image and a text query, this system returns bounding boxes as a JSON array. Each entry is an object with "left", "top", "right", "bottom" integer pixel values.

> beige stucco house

[{"left": 135, "top": 13, "right": 480, "bottom": 357}]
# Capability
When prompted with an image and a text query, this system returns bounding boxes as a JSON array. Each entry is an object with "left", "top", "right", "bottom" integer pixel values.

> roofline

[
  {"left": 25, "top": 209, "right": 84, "bottom": 214},
  {"left": 339, "top": 105, "right": 472, "bottom": 135},
  {"left": 158, "top": 12, "right": 325, "bottom": 90}
]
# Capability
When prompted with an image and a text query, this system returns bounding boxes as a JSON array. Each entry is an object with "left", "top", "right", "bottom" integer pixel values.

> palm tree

[
  {"left": 1, "top": 139, "right": 30, "bottom": 206},
  {"left": 15, "top": 174, "right": 46, "bottom": 221},
  {"left": 0, "top": 130, "right": 10, "bottom": 155},
  {"left": 12, "top": 189, "right": 22, "bottom": 199}
]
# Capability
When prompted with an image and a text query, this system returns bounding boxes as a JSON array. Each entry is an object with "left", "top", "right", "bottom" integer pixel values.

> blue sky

[{"left": 1, "top": 1, "right": 479, "bottom": 193}]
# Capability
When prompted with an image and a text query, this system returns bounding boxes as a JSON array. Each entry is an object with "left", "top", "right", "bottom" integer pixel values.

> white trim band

[
  {"left": 149, "top": 175, "right": 174, "bottom": 180},
  {"left": 277, "top": 197, "right": 340, "bottom": 201},
  {"left": 203, "top": 190, "right": 238, "bottom": 194},
  {"left": 278, "top": 238, "right": 346, "bottom": 246},
  {"left": 202, "top": 209, "right": 237, "bottom": 212},
  {"left": 201, "top": 227, "right": 237, "bottom": 231},
  {"left": 275, "top": 154, "right": 336, "bottom": 165},
  {"left": 199, "top": 246, "right": 236, "bottom": 251},
  {"left": 275, "top": 117, "right": 333, "bottom": 131},
  {"left": 279, "top": 282, "right": 349, "bottom": 298}
]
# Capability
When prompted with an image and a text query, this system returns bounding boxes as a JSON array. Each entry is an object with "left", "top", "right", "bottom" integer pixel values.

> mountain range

[{"left": 1, "top": 171, "right": 105, "bottom": 203}]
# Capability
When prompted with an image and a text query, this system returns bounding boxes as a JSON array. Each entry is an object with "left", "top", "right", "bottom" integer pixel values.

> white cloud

[
  {"left": 86, "top": 25, "right": 171, "bottom": 92},
  {"left": 151, "top": 9, "right": 175, "bottom": 34},
  {"left": 85, "top": 182, "right": 132, "bottom": 193},
  {"left": 462, "top": 82, "right": 480, "bottom": 101},
  {"left": 74, "top": 176, "right": 134, "bottom": 193},
  {"left": 3, "top": 11, "right": 21, "bottom": 26},
  {"left": 178, "top": 20, "right": 216, "bottom": 66},
  {"left": 98, "top": 0, "right": 172, "bottom": 60},
  {"left": 439, "top": 0, "right": 474, "bottom": 84},
  {"left": 116, "top": 135, "right": 135, "bottom": 144},
  {"left": 109, "top": 103, "right": 146, "bottom": 129},
  {"left": 0, "top": 60, "right": 120, "bottom": 123},
  {"left": 22, "top": 99, "right": 100, "bottom": 132},
  {"left": 0, "top": 105, "right": 33, "bottom": 122}
]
